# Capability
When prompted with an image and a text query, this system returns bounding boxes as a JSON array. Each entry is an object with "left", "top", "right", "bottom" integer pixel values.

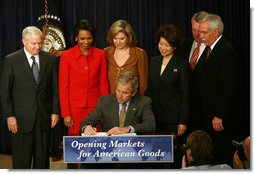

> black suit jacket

[
  {"left": 145, "top": 53, "right": 191, "bottom": 132},
  {"left": 0, "top": 48, "right": 60, "bottom": 133},
  {"left": 181, "top": 39, "right": 207, "bottom": 130},
  {"left": 80, "top": 93, "right": 155, "bottom": 133},
  {"left": 199, "top": 36, "right": 239, "bottom": 131}
]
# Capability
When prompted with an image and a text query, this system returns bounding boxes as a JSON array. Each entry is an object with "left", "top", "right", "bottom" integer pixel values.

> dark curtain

[{"left": 0, "top": 0, "right": 250, "bottom": 153}]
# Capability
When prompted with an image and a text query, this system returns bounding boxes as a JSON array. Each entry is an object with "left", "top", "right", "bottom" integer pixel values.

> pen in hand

[{"left": 89, "top": 121, "right": 97, "bottom": 133}]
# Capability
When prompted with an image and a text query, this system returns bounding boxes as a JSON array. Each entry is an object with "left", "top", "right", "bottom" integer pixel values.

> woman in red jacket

[{"left": 59, "top": 20, "right": 109, "bottom": 138}]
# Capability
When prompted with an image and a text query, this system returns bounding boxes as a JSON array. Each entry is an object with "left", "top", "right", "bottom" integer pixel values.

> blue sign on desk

[{"left": 63, "top": 135, "right": 173, "bottom": 163}]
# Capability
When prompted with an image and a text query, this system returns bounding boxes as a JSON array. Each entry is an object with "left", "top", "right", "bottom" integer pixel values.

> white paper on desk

[{"left": 81, "top": 132, "right": 137, "bottom": 137}]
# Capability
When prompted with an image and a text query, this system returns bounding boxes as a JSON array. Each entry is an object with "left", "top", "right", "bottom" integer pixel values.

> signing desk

[{"left": 64, "top": 133, "right": 173, "bottom": 167}]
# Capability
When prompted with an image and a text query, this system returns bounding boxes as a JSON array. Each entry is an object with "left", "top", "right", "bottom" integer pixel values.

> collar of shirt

[
  {"left": 189, "top": 41, "right": 206, "bottom": 60},
  {"left": 118, "top": 101, "right": 130, "bottom": 115},
  {"left": 209, "top": 35, "right": 222, "bottom": 51},
  {"left": 24, "top": 47, "right": 40, "bottom": 68},
  {"left": 74, "top": 44, "right": 94, "bottom": 59}
]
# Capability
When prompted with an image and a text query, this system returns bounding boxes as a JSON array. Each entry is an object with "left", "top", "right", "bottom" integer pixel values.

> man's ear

[{"left": 22, "top": 38, "right": 26, "bottom": 45}]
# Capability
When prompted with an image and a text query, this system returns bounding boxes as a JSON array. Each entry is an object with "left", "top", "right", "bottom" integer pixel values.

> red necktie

[{"left": 189, "top": 43, "right": 201, "bottom": 70}]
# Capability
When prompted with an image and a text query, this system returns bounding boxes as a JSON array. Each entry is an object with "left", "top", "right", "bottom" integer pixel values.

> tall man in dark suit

[
  {"left": 198, "top": 14, "right": 239, "bottom": 166},
  {"left": 80, "top": 71, "right": 155, "bottom": 135},
  {"left": 0, "top": 26, "right": 60, "bottom": 169},
  {"left": 181, "top": 11, "right": 208, "bottom": 133}
]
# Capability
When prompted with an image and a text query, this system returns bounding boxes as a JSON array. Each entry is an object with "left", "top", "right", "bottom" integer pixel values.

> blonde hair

[{"left": 106, "top": 20, "right": 137, "bottom": 47}]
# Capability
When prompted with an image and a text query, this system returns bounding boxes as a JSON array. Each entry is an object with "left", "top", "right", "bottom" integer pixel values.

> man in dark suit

[
  {"left": 79, "top": 71, "right": 155, "bottom": 169},
  {"left": 0, "top": 26, "right": 60, "bottom": 169},
  {"left": 198, "top": 13, "right": 239, "bottom": 166},
  {"left": 80, "top": 71, "right": 155, "bottom": 135},
  {"left": 181, "top": 11, "right": 208, "bottom": 133}
]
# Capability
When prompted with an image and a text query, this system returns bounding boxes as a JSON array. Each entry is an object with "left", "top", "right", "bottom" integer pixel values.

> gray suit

[{"left": 80, "top": 93, "right": 155, "bottom": 133}]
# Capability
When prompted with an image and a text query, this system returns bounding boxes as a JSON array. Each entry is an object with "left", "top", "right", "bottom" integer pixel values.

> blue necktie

[{"left": 31, "top": 56, "right": 39, "bottom": 83}]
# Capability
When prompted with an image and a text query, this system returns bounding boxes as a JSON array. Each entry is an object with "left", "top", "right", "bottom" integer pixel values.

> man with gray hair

[
  {"left": 0, "top": 26, "right": 60, "bottom": 169},
  {"left": 80, "top": 71, "right": 155, "bottom": 135},
  {"left": 198, "top": 13, "right": 239, "bottom": 166},
  {"left": 188, "top": 11, "right": 208, "bottom": 69}
]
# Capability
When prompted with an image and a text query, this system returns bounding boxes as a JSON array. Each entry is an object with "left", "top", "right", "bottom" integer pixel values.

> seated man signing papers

[{"left": 80, "top": 71, "right": 155, "bottom": 136}]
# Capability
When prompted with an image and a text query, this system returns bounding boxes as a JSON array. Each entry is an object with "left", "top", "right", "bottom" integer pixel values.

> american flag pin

[{"left": 173, "top": 68, "right": 178, "bottom": 72}]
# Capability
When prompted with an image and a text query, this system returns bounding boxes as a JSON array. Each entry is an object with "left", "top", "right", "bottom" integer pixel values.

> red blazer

[{"left": 59, "top": 45, "right": 109, "bottom": 117}]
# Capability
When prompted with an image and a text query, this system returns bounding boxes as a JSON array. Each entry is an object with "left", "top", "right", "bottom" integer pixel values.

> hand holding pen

[{"left": 84, "top": 121, "right": 97, "bottom": 135}]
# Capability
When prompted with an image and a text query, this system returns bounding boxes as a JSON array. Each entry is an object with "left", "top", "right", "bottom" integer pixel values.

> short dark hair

[
  {"left": 156, "top": 25, "right": 183, "bottom": 49},
  {"left": 71, "top": 19, "right": 96, "bottom": 45}
]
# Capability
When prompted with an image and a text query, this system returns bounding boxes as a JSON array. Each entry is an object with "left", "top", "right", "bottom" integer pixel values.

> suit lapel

[
  {"left": 124, "top": 95, "right": 138, "bottom": 125},
  {"left": 208, "top": 37, "right": 223, "bottom": 61},
  {"left": 194, "top": 48, "right": 207, "bottom": 71},
  {"left": 111, "top": 95, "right": 121, "bottom": 126},
  {"left": 200, "top": 39, "right": 222, "bottom": 71},
  {"left": 151, "top": 56, "right": 162, "bottom": 81},
  {"left": 20, "top": 50, "right": 36, "bottom": 82},
  {"left": 155, "top": 57, "right": 162, "bottom": 78},
  {"left": 160, "top": 55, "right": 176, "bottom": 80}
]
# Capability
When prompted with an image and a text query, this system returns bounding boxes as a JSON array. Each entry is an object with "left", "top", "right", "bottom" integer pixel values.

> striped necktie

[
  {"left": 189, "top": 43, "right": 201, "bottom": 70},
  {"left": 31, "top": 56, "right": 39, "bottom": 83}
]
